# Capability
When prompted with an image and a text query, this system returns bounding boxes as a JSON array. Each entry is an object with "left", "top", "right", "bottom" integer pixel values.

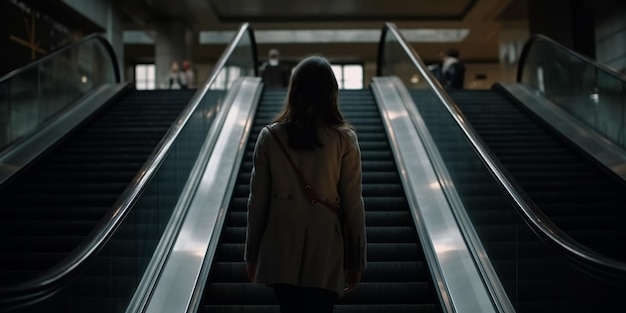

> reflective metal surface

[
  {"left": 379, "top": 22, "right": 514, "bottom": 312},
  {"left": 500, "top": 83, "right": 626, "bottom": 180},
  {"left": 380, "top": 21, "right": 626, "bottom": 312},
  {"left": 518, "top": 34, "right": 626, "bottom": 150},
  {"left": 125, "top": 23, "right": 259, "bottom": 313},
  {"left": 0, "top": 83, "right": 130, "bottom": 185},
  {"left": 0, "top": 34, "right": 120, "bottom": 153},
  {"left": 389, "top": 77, "right": 513, "bottom": 313},
  {"left": 372, "top": 77, "right": 498, "bottom": 313},
  {"left": 142, "top": 77, "right": 262, "bottom": 313},
  {"left": 0, "top": 23, "right": 258, "bottom": 312}
]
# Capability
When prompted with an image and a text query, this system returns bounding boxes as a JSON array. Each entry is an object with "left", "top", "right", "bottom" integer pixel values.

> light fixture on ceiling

[
  {"left": 123, "top": 28, "right": 470, "bottom": 45},
  {"left": 197, "top": 29, "right": 470, "bottom": 45}
]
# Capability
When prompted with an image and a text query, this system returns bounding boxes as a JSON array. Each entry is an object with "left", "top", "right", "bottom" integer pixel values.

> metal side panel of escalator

[
  {"left": 0, "top": 89, "right": 196, "bottom": 288},
  {"left": 447, "top": 89, "right": 626, "bottom": 261},
  {"left": 200, "top": 88, "right": 443, "bottom": 313},
  {"left": 408, "top": 87, "right": 626, "bottom": 312}
]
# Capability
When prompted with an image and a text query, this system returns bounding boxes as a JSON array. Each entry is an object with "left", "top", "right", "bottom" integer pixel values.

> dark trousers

[{"left": 272, "top": 284, "right": 337, "bottom": 313}]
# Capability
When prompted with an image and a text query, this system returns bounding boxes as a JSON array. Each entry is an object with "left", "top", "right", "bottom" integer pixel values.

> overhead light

[
  {"left": 400, "top": 29, "right": 469, "bottom": 43},
  {"left": 198, "top": 29, "right": 469, "bottom": 44},
  {"left": 124, "top": 29, "right": 470, "bottom": 45},
  {"left": 123, "top": 30, "right": 156, "bottom": 44}
]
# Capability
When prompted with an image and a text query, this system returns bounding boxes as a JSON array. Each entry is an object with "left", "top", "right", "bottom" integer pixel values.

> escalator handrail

[
  {"left": 378, "top": 21, "right": 626, "bottom": 288},
  {"left": 517, "top": 34, "right": 626, "bottom": 83},
  {"left": 0, "top": 33, "right": 121, "bottom": 84},
  {"left": 0, "top": 23, "right": 258, "bottom": 304},
  {"left": 378, "top": 23, "right": 512, "bottom": 313}
]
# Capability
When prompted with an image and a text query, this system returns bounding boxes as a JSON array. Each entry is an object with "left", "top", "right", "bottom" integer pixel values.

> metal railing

[
  {"left": 378, "top": 21, "right": 626, "bottom": 313},
  {"left": 518, "top": 34, "right": 626, "bottom": 150},
  {"left": 0, "top": 34, "right": 120, "bottom": 153},
  {"left": 0, "top": 23, "right": 257, "bottom": 313}
]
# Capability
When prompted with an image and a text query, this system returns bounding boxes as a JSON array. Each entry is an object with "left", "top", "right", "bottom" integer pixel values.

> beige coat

[{"left": 245, "top": 122, "right": 366, "bottom": 295}]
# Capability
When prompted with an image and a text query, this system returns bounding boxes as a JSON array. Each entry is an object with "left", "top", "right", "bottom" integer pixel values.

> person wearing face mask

[{"left": 260, "top": 49, "right": 291, "bottom": 88}]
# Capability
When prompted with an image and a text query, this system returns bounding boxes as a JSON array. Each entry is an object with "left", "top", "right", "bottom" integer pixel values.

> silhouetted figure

[
  {"left": 260, "top": 49, "right": 290, "bottom": 88},
  {"left": 245, "top": 56, "right": 367, "bottom": 313},
  {"left": 167, "top": 61, "right": 186, "bottom": 89},
  {"left": 428, "top": 48, "right": 465, "bottom": 89}
]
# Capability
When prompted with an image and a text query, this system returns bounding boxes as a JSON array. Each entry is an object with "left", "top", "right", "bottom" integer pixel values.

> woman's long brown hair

[{"left": 274, "top": 55, "right": 351, "bottom": 150}]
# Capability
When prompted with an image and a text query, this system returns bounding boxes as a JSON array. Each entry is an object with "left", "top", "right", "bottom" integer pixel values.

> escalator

[
  {"left": 201, "top": 88, "right": 443, "bottom": 312},
  {"left": 0, "top": 89, "right": 195, "bottom": 287},
  {"left": 136, "top": 23, "right": 624, "bottom": 313},
  {"left": 448, "top": 88, "right": 626, "bottom": 262},
  {"left": 409, "top": 86, "right": 626, "bottom": 312}
]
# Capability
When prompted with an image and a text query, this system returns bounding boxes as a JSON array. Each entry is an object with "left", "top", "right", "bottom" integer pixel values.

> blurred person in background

[
  {"left": 166, "top": 61, "right": 186, "bottom": 89},
  {"left": 182, "top": 60, "right": 195, "bottom": 89},
  {"left": 428, "top": 48, "right": 465, "bottom": 89},
  {"left": 260, "top": 49, "right": 290, "bottom": 88}
]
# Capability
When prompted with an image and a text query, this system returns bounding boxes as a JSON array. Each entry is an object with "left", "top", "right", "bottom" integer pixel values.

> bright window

[
  {"left": 331, "top": 64, "right": 363, "bottom": 89},
  {"left": 343, "top": 65, "right": 364, "bottom": 89},
  {"left": 210, "top": 66, "right": 241, "bottom": 90},
  {"left": 135, "top": 64, "right": 155, "bottom": 90}
]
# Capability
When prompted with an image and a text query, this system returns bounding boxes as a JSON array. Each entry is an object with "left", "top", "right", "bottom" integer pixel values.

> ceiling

[
  {"left": 208, "top": 0, "right": 476, "bottom": 22},
  {"left": 120, "top": 0, "right": 529, "bottom": 65}
]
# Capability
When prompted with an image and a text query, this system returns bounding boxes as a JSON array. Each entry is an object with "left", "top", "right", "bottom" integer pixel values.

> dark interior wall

[
  {"left": 591, "top": 0, "right": 626, "bottom": 73},
  {"left": 528, "top": 0, "right": 625, "bottom": 72},
  {"left": 2, "top": 0, "right": 103, "bottom": 77},
  {"left": 571, "top": 0, "right": 597, "bottom": 58},
  {"left": 2, "top": 1, "right": 71, "bottom": 76},
  {"left": 528, "top": 0, "right": 596, "bottom": 58}
]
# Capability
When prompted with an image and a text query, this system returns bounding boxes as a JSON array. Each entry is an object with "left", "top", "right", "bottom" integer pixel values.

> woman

[
  {"left": 245, "top": 55, "right": 366, "bottom": 313},
  {"left": 166, "top": 61, "right": 185, "bottom": 89}
]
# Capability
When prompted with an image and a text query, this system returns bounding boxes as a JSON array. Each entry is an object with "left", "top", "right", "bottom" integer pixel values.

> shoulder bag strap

[{"left": 264, "top": 126, "right": 340, "bottom": 214}]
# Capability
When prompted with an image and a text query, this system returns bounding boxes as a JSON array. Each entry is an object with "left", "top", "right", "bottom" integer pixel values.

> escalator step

[
  {"left": 202, "top": 89, "right": 441, "bottom": 312},
  {"left": 411, "top": 88, "right": 626, "bottom": 311},
  {"left": 0, "top": 89, "right": 195, "bottom": 287}
]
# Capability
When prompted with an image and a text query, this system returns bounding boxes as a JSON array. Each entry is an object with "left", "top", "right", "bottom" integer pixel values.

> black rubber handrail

[
  {"left": 378, "top": 22, "right": 626, "bottom": 286},
  {"left": 514, "top": 34, "right": 626, "bottom": 280},
  {"left": 0, "top": 33, "right": 121, "bottom": 84},
  {"left": 0, "top": 23, "right": 257, "bottom": 307},
  {"left": 517, "top": 34, "right": 626, "bottom": 83}
]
